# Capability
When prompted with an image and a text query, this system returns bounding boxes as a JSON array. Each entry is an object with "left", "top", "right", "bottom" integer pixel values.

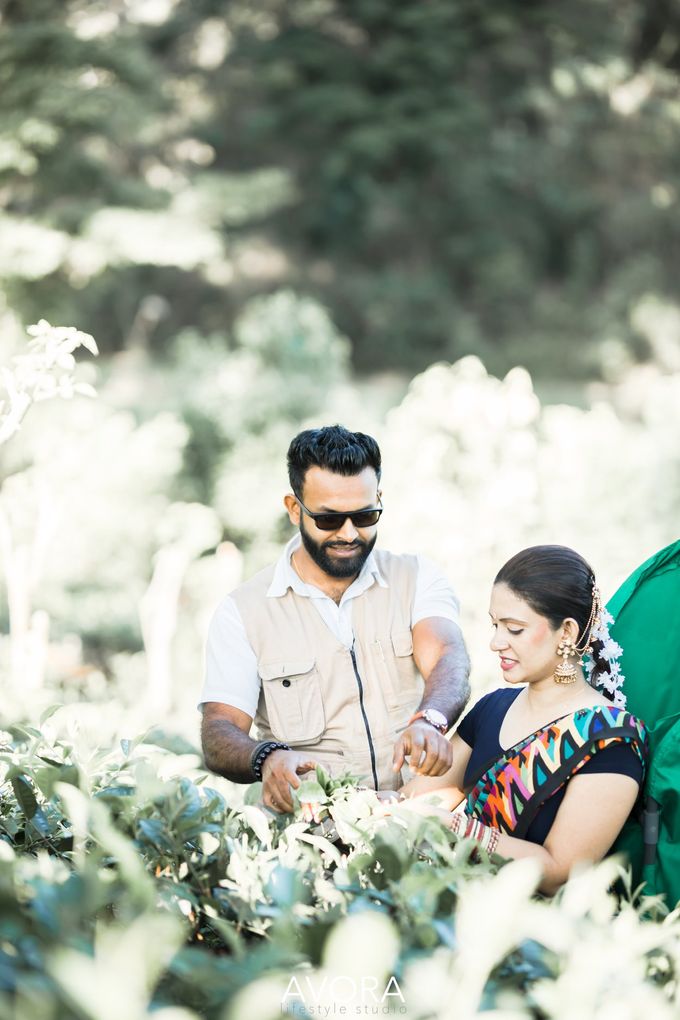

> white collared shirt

[{"left": 199, "top": 535, "right": 461, "bottom": 717}]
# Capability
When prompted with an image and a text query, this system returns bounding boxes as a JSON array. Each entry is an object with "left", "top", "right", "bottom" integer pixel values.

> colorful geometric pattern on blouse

[{"left": 465, "top": 705, "right": 648, "bottom": 839}]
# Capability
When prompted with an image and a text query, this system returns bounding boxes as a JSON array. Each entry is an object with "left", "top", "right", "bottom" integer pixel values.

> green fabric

[
  {"left": 608, "top": 539, "right": 680, "bottom": 908},
  {"left": 642, "top": 713, "right": 680, "bottom": 902}
]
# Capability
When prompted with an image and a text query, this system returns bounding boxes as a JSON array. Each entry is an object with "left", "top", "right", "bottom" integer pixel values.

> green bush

[{"left": 0, "top": 716, "right": 679, "bottom": 1019}]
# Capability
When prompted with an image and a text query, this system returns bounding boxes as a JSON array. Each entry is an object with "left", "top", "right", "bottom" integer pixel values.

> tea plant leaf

[
  {"left": 239, "top": 806, "right": 273, "bottom": 848},
  {"left": 38, "top": 706, "right": 62, "bottom": 727},
  {"left": 10, "top": 777, "right": 38, "bottom": 820},
  {"left": 295, "top": 832, "right": 344, "bottom": 869}
]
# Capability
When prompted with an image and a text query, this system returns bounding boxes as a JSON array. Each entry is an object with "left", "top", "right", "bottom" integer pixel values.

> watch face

[{"left": 424, "top": 709, "right": 448, "bottom": 729}]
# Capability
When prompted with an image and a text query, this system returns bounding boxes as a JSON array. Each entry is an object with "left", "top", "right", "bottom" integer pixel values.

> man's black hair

[{"left": 287, "top": 425, "right": 382, "bottom": 498}]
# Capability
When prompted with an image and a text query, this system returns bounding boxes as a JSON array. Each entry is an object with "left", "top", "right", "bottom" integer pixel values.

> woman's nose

[{"left": 490, "top": 631, "right": 508, "bottom": 652}]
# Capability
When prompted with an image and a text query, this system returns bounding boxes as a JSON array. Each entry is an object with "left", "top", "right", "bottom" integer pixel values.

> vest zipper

[{"left": 350, "top": 642, "right": 379, "bottom": 790}]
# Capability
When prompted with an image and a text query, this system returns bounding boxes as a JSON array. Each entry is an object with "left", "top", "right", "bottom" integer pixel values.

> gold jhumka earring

[
  {"left": 553, "top": 582, "right": 603, "bottom": 686},
  {"left": 554, "top": 637, "right": 578, "bottom": 684}
]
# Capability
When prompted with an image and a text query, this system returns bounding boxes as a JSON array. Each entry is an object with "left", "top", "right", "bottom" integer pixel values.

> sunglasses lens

[
  {"left": 313, "top": 514, "right": 345, "bottom": 531},
  {"left": 350, "top": 510, "right": 381, "bottom": 527},
  {"left": 313, "top": 509, "right": 381, "bottom": 530},
  {"left": 300, "top": 499, "right": 383, "bottom": 530}
]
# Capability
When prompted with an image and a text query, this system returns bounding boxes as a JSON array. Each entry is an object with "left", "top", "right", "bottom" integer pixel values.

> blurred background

[{"left": 1, "top": 0, "right": 680, "bottom": 744}]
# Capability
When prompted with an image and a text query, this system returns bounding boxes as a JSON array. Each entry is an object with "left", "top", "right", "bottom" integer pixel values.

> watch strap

[{"left": 407, "top": 710, "right": 448, "bottom": 734}]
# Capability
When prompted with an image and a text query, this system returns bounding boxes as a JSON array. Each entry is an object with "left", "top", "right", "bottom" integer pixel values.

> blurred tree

[
  {"left": 0, "top": 320, "right": 97, "bottom": 691},
  {"left": 2, "top": 0, "right": 680, "bottom": 378},
  {"left": 209, "top": 0, "right": 680, "bottom": 377},
  {"left": 0, "top": 1, "right": 164, "bottom": 221},
  {"left": 377, "top": 355, "right": 680, "bottom": 690},
  {"left": 0, "top": 291, "right": 355, "bottom": 694}
]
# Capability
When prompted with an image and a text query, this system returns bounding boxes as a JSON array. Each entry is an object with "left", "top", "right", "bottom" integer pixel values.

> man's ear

[{"left": 283, "top": 493, "right": 300, "bottom": 526}]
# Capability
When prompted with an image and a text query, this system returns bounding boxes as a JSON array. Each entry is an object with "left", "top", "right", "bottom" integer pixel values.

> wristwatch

[{"left": 408, "top": 708, "right": 449, "bottom": 734}]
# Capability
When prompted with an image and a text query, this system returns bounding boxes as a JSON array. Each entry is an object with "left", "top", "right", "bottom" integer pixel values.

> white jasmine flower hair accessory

[{"left": 585, "top": 603, "right": 627, "bottom": 707}]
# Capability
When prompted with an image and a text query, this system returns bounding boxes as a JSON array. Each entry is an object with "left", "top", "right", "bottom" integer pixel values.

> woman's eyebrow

[{"left": 488, "top": 614, "right": 529, "bottom": 625}]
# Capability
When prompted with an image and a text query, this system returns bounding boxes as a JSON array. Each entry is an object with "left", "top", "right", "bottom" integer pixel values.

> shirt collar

[{"left": 267, "top": 533, "right": 387, "bottom": 598}]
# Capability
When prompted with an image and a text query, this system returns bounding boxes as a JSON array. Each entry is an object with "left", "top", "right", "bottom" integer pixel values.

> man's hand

[
  {"left": 392, "top": 722, "right": 453, "bottom": 777},
  {"left": 261, "top": 749, "right": 317, "bottom": 813}
]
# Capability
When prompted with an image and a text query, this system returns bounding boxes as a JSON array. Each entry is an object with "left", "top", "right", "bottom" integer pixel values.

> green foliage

[
  {"left": 3, "top": 1, "right": 680, "bottom": 376},
  {"left": 0, "top": 1, "right": 168, "bottom": 223},
  {"left": 369, "top": 354, "right": 680, "bottom": 689},
  {"left": 205, "top": 0, "right": 680, "bottom": 375},
  {"left": 0, "top": 718, "right": 679, "bottom": 1018},
  {"left": 0, "top": 318, "right": 97, "bottom": 444},
  {"left": 4, "top": 312, "right": 680, "bottom": 707}
]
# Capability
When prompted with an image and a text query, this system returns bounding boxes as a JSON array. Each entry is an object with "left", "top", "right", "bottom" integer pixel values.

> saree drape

[{"left": 464, "top": 705, "right": 648, "bottom": 840}]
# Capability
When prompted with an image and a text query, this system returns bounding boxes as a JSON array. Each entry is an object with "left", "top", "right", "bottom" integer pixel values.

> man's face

[{"left": 291, "top": 466, "right": 381, "bottom": 579}]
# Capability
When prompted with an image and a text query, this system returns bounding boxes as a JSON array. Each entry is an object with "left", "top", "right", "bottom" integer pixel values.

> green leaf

[
  {"left": 8, "top": 724, "right": 42, "bottom": 742},
  {"left": 11, "top": 776, "right": 38, "bottom": 819},
  {"left": 142, "top": 729, "right": 200, "bottom": 755},
  {"left": 295, "top": 831, "right": 344, "bottom": 868},
  {"left": 239, "top": 805, "right": 272, "bottom": 847},
  {"left": 137, "top": 818, "right": 174, "bottom": 853},
  {"left": 38, "top": 705, "right": 63, "bottom": 727},
  {"left": 244, "top": 782, "right": 263, "bottom": 806},
  {"left": 294, "top": 778, "right": 326, "bottom": 804},
  {"left": 265, "top": 865, "right": 307, "bottom": 908}
]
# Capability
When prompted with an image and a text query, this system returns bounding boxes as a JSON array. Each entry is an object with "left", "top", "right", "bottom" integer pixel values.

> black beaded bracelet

[{"left": 251, "top": 740, "right": 291, "bottom": 781}]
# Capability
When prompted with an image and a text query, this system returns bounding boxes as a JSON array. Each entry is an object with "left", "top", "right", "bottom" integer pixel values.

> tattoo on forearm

[
  {"left": 421, "top": 645, "right": 471, "bottom": 727},
  {"left": 201, "top": 718, "right": 259, "bottom": 783}
]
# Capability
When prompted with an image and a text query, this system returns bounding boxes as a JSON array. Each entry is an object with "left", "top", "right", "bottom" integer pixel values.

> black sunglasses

[{"left": 296, "top": 496, "right": 383, "bottom": 531}]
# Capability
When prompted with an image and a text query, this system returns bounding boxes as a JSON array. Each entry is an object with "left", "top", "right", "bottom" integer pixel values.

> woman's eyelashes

[{"left": 490, "top": 622, "right": 524, "bottom": 636}]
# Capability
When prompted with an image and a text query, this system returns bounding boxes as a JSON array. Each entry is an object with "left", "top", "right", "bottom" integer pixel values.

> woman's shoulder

[
  {"left": 467, "top": 687, "right": 521, "bottom": 715},
  {"left": 457, "top": 687, "right": 520, "bottom": 740},
  {"left": 573, "top": 701, "right": 649, "bottom": 775},
  {"left": 576, "top": 700, "right": 648, "bottom": 733}
]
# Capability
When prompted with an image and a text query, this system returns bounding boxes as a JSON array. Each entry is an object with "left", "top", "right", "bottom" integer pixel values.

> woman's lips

[{"left": 500, "top": 657, "right": 517, "bottom": 672}]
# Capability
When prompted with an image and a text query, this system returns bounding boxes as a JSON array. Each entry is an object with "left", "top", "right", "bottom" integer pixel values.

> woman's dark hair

[
  {"left": 287, "top": 425, "right": 381, "bottom": 498},
  {"left": 495, "top": 544, "right": 612, "bottom": 698}
]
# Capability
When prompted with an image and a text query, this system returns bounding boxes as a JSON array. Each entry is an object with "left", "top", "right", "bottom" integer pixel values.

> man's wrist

[
  {"left": 408, "top": 708, "right": 449, "bottom": 734},
  {"left": 251, "top": 740, "right": 291, "bottom": 781}
]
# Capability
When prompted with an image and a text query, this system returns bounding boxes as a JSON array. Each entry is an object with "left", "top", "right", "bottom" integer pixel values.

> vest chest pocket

[
  {"left": 369, "top": 629, "right": 422, "bottom": 710},
  {"left": 258, "top": 659, "right": 325, "bottom": 745},
  {"left": 388, "top": 629, "right": 422, "bottom": 708}
]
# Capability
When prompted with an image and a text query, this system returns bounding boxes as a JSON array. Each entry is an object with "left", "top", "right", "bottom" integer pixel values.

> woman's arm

[
  {"left": 397, "top": 733, "right": 473, "bottom": 810},
  {"left": 488, "top": 771, "right": 641, "bottom": 894}
]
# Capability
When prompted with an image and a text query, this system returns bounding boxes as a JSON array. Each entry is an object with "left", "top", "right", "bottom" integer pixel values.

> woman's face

[{"left": 488, "top": 582, "right": 564, "bottom": 686}]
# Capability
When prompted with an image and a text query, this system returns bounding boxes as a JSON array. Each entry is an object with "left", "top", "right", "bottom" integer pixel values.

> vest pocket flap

[
  {"left": 391, "top": 630, "right": 413, "bottom": 657},
  {"left": 259, "top": 660, "right": 315, "bottom": 682},
  {"left": 257, "top": 659, "right": 324, "bottom": 746}
]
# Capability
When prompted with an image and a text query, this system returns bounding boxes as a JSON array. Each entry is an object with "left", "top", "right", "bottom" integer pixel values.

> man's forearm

[
  {"left": 419, "top": 645, "right": 471, "bottom": 728},
  {"left": 201, "top": 718, "right": 260, "bottom": 783}
]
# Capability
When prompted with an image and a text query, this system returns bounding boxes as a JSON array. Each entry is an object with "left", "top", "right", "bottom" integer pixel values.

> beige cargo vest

[{"left": 231, "top": 549, "right": 423, "bottom": 790}]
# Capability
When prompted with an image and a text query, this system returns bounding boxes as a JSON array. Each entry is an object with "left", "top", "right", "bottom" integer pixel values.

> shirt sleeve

[
  {"left": 198, "top": 596, "right": 261, "bottom": 717},
  {"left": 411, "top": 555, "right": 461, "bottom": 627},
  {"left": 455, "top": 692, "right": 491, "bottom": 748}
]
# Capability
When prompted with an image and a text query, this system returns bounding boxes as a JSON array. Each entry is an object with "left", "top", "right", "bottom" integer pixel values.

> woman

[{"left": 400, "top": 545, "right": 648, "bottom": 894}]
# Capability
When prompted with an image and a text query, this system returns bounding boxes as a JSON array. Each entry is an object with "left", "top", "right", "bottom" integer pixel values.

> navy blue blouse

[{"left": 456, "top": 688, "right": 644, "bottom": 845}]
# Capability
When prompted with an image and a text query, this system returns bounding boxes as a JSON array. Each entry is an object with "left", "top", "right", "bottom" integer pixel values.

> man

[{"left": 200, "top": 425, "right": 470, "bottom": 813}]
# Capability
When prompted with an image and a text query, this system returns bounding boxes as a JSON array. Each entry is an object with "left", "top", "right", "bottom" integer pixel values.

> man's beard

[{"left": 299, "top": 518, "right": 377, "bottom": 579}]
